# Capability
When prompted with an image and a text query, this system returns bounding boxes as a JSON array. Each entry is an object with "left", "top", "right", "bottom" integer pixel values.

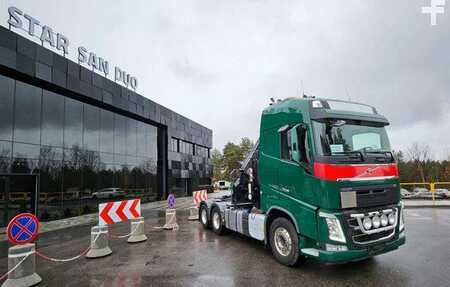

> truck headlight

[{"left": 320, "top": 212, "right": 346, "bottom": 243}]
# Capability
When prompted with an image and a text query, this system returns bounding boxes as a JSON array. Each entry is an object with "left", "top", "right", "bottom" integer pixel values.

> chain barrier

[
  {"left": 152, "top": 211, "right": 179, "bottom": 231},
  {"left": 0, "top": 252, "right": 32, "bottom": 281},
  {"left": 108, "top": 222, "right": 140, "bottom": 239},
  {"left": 35, "top": 231, "right": 101, "bottom": 263}
]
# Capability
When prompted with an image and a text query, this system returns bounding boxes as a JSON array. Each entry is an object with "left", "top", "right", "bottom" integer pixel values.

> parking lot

[{"left": 1, "top": 207, "right": 449, "bottom": 287}]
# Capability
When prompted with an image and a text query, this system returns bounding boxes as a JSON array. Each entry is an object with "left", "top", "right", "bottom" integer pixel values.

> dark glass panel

[
  {"left": 137, "top": 122, "right": 147, "bottom": 156},
  {"left": 83, "top": 104, "right": 100, "bottom": 151},
  {"left": 145, "top": 125, "right": 158, "bottom": 159},
  {"left": 126, "top": 118, "right": 137, "bottom": 156},
  {"left": 0, "top": 141, "right": 11, "bottom": 173},
  {"left": 0, "top": 75, "right": 14, "bottom": 141},
  {"left": 114, "top": 114, "right": 126, "bottom": 155},
  {"left": 39, "top": 160, "right": 63, "bottom": 221},
  {"left": 40, "top": 146, "right": 63, "bottom": 162},
  {"left": 100, "top": 152, "right": 114, "bottom": 165},
  {"left": 100, "top": 110, "right": 114, "bottom": 153},
  {"left": 42, "top": 90, "right": 64, "bottom": 147},
  {"left": 97, "top": 164, "right": 115, "bottom": 190},
  {"left": 62, "top": 161, "right": 82, "bottom": 218},
  {"left": 14, "top": 81, "right": 41, "bottom": 144},
  {"left": 64, "top": 98, "right": 83, "bottom": 149},
  {"left": 13, "top": 142, "right": 40, "bottom": 159}
]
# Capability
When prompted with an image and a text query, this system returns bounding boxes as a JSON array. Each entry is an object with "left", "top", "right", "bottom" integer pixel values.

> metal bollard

[
  {"left": 2, "top": 243, "right": 42, "bottom": 287},
  {"left": 127, "top": 217, "right": 147, "bottom": 243},
  {"left": 163, "top": 208, "right": 179, "bottom": 230},
  {"left": 188, "top": 206, "right": 199, "bottom": 221},
  {"left": 85, "top": 225, "right": 112, "bottom": 258}
]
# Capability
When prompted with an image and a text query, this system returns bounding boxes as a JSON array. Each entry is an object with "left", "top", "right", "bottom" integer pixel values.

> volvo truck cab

[{"left": 199, "top": 97, "right": 405, "bottom": 266}]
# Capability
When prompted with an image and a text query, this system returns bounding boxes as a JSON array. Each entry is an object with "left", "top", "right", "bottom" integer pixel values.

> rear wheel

[
  {"left": 200, "top": 205, "right": 210, "bottom": 229},
  {"left": 269, "top": 217, "right": 305, "bottom": 267},
  {"left": 211, "top": 207, "right": 226, "bottom": 235}
]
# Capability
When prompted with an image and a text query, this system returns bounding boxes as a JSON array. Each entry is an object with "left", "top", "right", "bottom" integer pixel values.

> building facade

[{"left": 0, "top": 26, "right": 212, "bottom": 227}]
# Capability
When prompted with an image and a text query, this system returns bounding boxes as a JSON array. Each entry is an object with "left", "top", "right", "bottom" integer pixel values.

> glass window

[
  {"left": 0, "top": 141, "right": 11, "bottom": 173},
  {"left": 146, "top": 125, "right": 157, "bottom": 159},
  {"left": 280, "top": 128, "right": 292, "bottom": 160},
  {"left": 312, "top": 120, "right": 391, "bottom": 156},
  {"left": 13, "top": 142, "right": 41, "bottom": 159},
  {"left": 42, "top": 90, "right": 64, "bottom": 147},
  {"left": 40, "top": 146, "right": 63, "bottom": 162},
  {"left": 0, "top": 75, "right": 14, "bottom": 141},
  {"left": 14, "top": 81, "right": 42, "bottom": 144},
  {"left": 114, "top": 114, "right": 126, "bottom": 155},
  {"left": 62, "top": 161, "right": 82, "bottom": 217},
  {"left": 39, "top": 161, "right": 63, "bottom": 221},
  {"left": 100, "top": 110, "right": 114, "bottom": 153},
  {"left": 64, "top": 98, "right": 83, "bottom": 149},
  {"left": 83, "top": 104, "right": 100, "bottom": 151},
  {"left": 137, "top": 122, "right": 146, "bottom": 156},
  {"left": 126, "top": 118, "right": 137, "bottom": 156}
]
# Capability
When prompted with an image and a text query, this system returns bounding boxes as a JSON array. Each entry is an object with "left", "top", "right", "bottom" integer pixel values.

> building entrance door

[{"left": 0, "top": 175, "right": 37, "bottom": 227}]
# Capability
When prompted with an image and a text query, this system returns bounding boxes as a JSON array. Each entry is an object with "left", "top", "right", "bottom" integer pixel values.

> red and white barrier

[
  {"left": 99, "top": 199, "right": 141, "bottom": 226},
  {"left": 193, "top": 190, "right": 208, "bottom": 205}
]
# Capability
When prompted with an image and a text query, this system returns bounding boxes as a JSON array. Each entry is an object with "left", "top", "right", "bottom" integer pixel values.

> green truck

[{"left": 199, "top": 97, "right": 405, "bottom": 266}]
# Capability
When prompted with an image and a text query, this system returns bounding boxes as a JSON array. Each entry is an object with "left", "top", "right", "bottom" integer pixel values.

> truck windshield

[{"left": 312, "top": 120, "right": 391, "bottom": 157}]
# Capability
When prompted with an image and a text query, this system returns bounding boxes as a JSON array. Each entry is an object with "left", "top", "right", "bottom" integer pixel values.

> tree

[
  {"left": 406, "top": 143, "right": 431, "bottom": 182},
  {"left": 212, "top": 137, "right": 255, "bottom": 182},
  {"left": 211, "top": 149, "right": 224, "bottom": 182}
]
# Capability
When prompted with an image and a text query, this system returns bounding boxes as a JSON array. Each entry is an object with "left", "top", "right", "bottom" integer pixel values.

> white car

[
  {"left": 92, "top": 188, "right": 126, "bottom": 199},
  {"left": 215, "top": 180, "right": 231, "bottom": 190},
  {"left": 434, "top": 188, "right": 450, "bottom": 199},
  {"left": 400, "top": 188, "right": 413, "bottom": 199}
]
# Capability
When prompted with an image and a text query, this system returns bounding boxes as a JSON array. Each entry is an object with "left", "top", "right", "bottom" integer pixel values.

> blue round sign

[
  {"left": 167, "top": 194, "right": 176, "bottom": 209},
  {"left": 7, "top": 213, "right": 40, "bottom": 245}
]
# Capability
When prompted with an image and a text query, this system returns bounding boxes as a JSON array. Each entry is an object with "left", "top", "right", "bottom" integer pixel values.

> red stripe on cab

[{"left": 313, "top": 162, "right": 399, "bottom": 181}]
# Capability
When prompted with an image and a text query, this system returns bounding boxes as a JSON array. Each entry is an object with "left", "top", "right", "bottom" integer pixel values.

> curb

[{"left": 404, "top": 205, "right": 450, "bottom": 209}]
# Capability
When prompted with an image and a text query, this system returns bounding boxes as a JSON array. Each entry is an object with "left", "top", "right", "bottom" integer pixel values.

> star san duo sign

[{"left": 7, "top": 6, "right": 138, "bottom": 90}]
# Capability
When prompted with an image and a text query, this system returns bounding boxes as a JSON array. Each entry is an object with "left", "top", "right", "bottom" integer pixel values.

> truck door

[{"left": 278, "top": 124, "right": 313, "bottom": 203}]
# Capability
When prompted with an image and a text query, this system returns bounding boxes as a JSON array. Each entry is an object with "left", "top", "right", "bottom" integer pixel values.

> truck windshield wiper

[
  {"left": 331, "top": 151, "right": 364, "bottom": 161},
  {"left": 363, "top": 150, "right": 394, "bottom": 162}
]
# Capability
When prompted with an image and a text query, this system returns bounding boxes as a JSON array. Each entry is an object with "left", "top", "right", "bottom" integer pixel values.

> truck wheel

[
  {"left": 200, "top": 205, "right": 210, "bottom": 229},
  {"left": 211, "top": 207, "right": 226, "bottom": 235},
  {"left": 269, "top": 217, "right": 305, "bottom": 267}
]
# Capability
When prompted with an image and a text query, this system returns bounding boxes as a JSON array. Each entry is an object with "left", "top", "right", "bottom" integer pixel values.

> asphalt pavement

[{"left": 0, "top": 208, "right": 449, "bottom": 287}]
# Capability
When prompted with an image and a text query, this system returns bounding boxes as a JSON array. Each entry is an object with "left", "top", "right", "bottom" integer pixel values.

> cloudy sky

[{"left": 1, "top": 0, "right": 449, "bottom": 158}]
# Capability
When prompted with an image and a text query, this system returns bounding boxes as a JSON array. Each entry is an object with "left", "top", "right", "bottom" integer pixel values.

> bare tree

[{"left": 406, "top": 143, "right": 431, "bottom": 182}]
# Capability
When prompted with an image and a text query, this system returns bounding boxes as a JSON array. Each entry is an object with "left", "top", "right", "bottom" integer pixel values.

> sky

[{"left": 1, "top": 0, "right": 450, "bottom": 158}]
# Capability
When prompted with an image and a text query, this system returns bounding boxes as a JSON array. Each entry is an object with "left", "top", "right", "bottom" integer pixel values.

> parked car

[
  {"left": 92, "top": 188, "right": 126, "bottom": 199},
  {"left": 400, "top": 188, "right": 413, "bottom": 199},
  {"left": 214, "top": 180, "right": 231, "bottom": 190},
  {"left": 412, "top": 187, "right": 445, "bottom": 199},
  {"left": 434, "top": 188, "right": 450, "bottom": 199}
]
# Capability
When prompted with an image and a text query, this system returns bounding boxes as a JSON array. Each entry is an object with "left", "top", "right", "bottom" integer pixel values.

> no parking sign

[{"left": 7, "top": 213, "right": 40, "bottom": 245}]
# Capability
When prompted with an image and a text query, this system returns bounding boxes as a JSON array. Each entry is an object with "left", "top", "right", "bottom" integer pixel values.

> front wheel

[{"left": 269, "top": 217, "right": 306, "bottom": 267}]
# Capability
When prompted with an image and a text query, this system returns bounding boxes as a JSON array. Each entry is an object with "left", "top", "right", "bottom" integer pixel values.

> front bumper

[{"left": 302, "top": 231, "right": 405, "bottom": 263}]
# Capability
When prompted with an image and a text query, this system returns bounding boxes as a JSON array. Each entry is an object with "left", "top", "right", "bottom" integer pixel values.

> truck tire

[
  {"left": 269, "top": 217, "right": 305, "bottom": 267},
  {"left": 211, "top": 207, "right": 226, "bottom": 235},
  {"left": 200, "top": 205, "right": 210, "bottom": 229}
]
